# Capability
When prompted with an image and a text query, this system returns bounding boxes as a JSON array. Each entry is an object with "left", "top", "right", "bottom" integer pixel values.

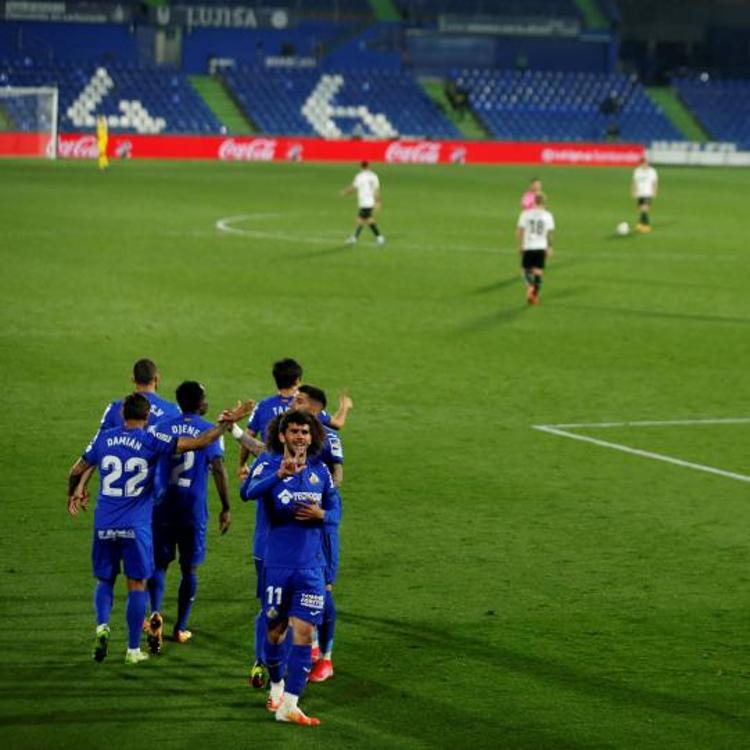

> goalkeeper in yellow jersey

[{"left": 96, "top": 115, "right": 109, "bottom": 171}]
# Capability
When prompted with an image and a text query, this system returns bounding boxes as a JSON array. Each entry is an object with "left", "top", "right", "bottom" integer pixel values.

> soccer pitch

[{"left": 1, "top": 158, "right": 749, "bottom": 749}]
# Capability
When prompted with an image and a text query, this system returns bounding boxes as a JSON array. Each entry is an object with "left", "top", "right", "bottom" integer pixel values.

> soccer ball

[{"left": 616, "top": 221, "right": 630, "bottom": 236}]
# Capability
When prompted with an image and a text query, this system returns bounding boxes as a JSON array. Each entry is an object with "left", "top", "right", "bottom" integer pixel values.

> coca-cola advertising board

[{"left": 0, "top": 133, "right": 645, "bottom": 167}]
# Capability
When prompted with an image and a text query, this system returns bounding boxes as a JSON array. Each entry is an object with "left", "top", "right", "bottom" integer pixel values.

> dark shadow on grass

[
  {"left": 342, "top": 611, "right": 750, "bottom": 734},
  {"left": 0, "top": 661, "right": 602, "bottom": 749},
  {"left": 460, "top": 304, "right": 529, "bottom": 332},
  {"left": 279, "top": 243, "right": 354, "bottom": 261},
  {"left": 472, "top": 275, "right": 522, "bottom": 295},
  {"left": 557, "top": 302, "right": 750, "bottom": 326},
  {"left": 459, "top": 287, "right": 583, "bottom": 332}
]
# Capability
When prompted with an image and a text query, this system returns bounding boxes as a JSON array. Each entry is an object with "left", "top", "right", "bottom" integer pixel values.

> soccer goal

[{"left": 0, "top": 86, "right": 59, "bottom": 159}]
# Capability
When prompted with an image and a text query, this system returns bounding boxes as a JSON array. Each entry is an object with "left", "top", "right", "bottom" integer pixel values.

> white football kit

[
  {"left": 633, "top": 165, "right": 658, "bottom": 198},
  {"left": 517, "top": 208, "right": 555, "bottom": 250},
  {"left": 352, "top": 170, "right": 380, "bottom": 209}
]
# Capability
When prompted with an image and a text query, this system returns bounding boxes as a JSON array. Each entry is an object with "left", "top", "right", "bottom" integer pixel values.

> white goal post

[{"left": 0, "top": 86, "right": 59, "bottom": 159}]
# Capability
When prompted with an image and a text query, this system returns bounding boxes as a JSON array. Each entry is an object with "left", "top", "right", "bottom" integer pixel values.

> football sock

[
  {"left": 640, "top": 211, "right": 649, "bottom": 225},
  {"left": 254, "top": 610, "right": 267, "bottom": 665},
  {"left": 533, "top": 274, "right": 543, "bottom": 291},
  {"left": 524, "top": 271, "right": 535, "bottom": 286},
  {"left": 370, "top": 223, "right": 381, "bottom": 237},
  {"left": 265, "top": 638, "right": 286, "bottom": 684},
  {"left": 94, "top": 579, "right": 115, "bottom": 626},
  {"left": 285, "top": 644, "right": 313, "bottom": 698},
  {"left": 269, "top": 680, "right": 284, "bottom": 702},
  {"left": 126, "top": 590, "right": 147, "bottom": 650},
  {"left": 354, "top": 225, "right": 363, "bottom": 238},
  {"left": 148, "top": 568, "right": 166, "bottom": 614},
  {"left": 176, "top": 567, "right": 197, "bottom": 632},
  {"left": 319, "top": 590, "right": 336, "bottom": 658}
]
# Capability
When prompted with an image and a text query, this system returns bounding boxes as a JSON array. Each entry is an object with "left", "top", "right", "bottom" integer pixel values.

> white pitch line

[
  {"left": 544, "top": 417, "right": 750, "bottom": 429},
  {"left": 532, "top": 424, "right": 750, "bottom": 484},
  {"left": 215, "top": 214, "right": 338, "bottom": 245}
]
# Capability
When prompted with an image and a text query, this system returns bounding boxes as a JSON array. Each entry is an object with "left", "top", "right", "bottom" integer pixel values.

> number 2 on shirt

[{"left": 170, "top": 451, "right": 195, "bottom": 488}]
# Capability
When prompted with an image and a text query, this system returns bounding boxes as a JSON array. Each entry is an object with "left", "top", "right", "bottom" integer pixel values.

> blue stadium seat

[
  {"left": 673, "top": 76, "right": 750, "bottom": 149},
  {"left": 0, "top": 58, "right": 224, "bottom": 135},
  {"left": 222, "top": 67, "right": 462, "bottom": 139},
  {"left": 451, "top": 68, "right": 683, "bottom": 143}
]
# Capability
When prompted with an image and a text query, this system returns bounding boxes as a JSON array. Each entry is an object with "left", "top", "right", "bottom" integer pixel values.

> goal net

[{"left": 0, "top": 86, "right": 59, "bottom": 159}]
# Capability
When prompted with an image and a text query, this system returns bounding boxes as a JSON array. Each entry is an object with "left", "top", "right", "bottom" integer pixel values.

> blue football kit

[
  {"left": 83, "top": 425, "right": 177, "bottom": 581},
  {"left": 320, "top": 426, "right": 344, "bottom": 584},
  {"left": 152, "top": 414, "right": 225, "bottom": 568},
  {"left": 99, "top": 392, "right": 181, "bottom": 432},
  {"left": 247, "top": 395, "right": 295, "bottom": 441},
  {"left": 247, "top": 394, "right": 333, "bottom": 441},
  {"left": 241, "top": 453, "right": 340, "bottom": 626},
  {"left": 98, "top": 393, "right": 181, "bottom": 503}
]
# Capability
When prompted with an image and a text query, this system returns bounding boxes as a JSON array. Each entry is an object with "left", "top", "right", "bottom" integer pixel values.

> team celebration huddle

[{"left": 67, "top": 358, "right": 353, "bottom": 727}]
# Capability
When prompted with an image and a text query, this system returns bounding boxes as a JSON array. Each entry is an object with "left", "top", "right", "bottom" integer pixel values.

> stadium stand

[
  {"left": 0, "top": 59, "right": 224, "bottom": 134},
  {"left": 672, "top": 76, "right": 750, "bottom": 149},
  {"left": 452, "top": 69, "right": 683, "bottom": 142},
  {"left": 222, "top": 67, "right": 462, "bottom": 139}
]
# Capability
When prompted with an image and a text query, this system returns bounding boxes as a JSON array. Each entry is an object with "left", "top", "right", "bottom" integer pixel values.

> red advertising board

[{"left": 0, "top": 132, "right": 645, "bottom": 166}]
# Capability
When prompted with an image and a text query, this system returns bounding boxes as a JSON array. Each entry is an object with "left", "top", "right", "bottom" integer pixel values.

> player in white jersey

[
  {"left": 341, "top": 160, "right": 385, "bottom": 246},
  {"left": 631, "top": 156, "right": 658, "bottom": 233},
  {"left": 516, "top": 192, "right": 555, "bottom": 305}
]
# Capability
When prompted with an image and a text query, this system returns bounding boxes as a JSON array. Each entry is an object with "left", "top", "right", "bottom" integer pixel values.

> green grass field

[{"left": 1, "top": 158, "right": 749, "bottom": 749}]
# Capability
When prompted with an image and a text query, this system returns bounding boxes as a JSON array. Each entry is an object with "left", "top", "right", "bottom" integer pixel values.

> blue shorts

[
  {"left": 92, "top": 528, "right": 154, "bottom": 581},
  {"left": 262, "top": 567, "right": 325, "bottom": 626},
  {"left": 323, "top": 529, "right": 339, "bottom": 585},
  {"left": 153, "top": 522, "right": 207, "bottom": 568}
]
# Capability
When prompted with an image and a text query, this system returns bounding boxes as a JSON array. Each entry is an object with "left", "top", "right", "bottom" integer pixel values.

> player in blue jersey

[
  {"left": 240, "top": 410, "right": 341, "bottom": 726},
  {"left": 238, "top": 359, "right": 353, "bottom": 481},
  {"left": 146, "top": 381, "right": 232, "bottom": 654},
  {"left": 238, "top": 357, "right": 303, "bottom": 688},
  {"left": 98, "top": 358, "right": 181, "bottom": 433},
  {"left": 292, "top": 385, "right": 343, "bottom": 683},
  {"left": 237, "top": 358, "right": 352, "bottom": 689},
  {"left": 67, "top": 393, "right": 247, "bottom": 665},
  {"left": 79, "top": 359, "right": 181, "bottom": 506}
]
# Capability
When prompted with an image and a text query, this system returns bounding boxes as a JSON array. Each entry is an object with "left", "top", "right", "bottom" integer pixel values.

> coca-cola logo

[
  {"left": 385, "top": 141, "right": 441, "bottom": 164},
  {"left": 218, "top": 138, "right": 277, "bottom": 161},
  {"left": 57, "top": 135, "right": 98, "bottom": 159}
]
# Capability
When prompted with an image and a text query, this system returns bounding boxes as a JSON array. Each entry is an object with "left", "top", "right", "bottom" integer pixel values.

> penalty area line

[
  {"left": 532, "top": 424, "right": 750, "bottom": 484},
  {"left": 545, "top": 417, "right": 750, "bottom": 429}
]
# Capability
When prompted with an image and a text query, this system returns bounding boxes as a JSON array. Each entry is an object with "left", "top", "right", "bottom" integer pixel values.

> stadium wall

[
  {"left": 0, "top": 132, "right": 645, "bottom": 166},
  {"left": 0, "top": 21, "right": 138, "bottom": 62},
  {"left": 406, "top": 32, "right": 614, "bottom": 73}
]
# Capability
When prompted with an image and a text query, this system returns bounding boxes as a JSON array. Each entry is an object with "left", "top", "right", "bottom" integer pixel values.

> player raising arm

[
  {"left": 68, "top": 393, "right": 252, "bottom": 665},
  {"left": 293, "top": 385, "right": 344, "bottom": 683},
  {"left": 240, "top": 410, "right": 341, "bottom": 726},
  {"left": 146, "top": 381, "right": 238, "bottom": 654}
]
